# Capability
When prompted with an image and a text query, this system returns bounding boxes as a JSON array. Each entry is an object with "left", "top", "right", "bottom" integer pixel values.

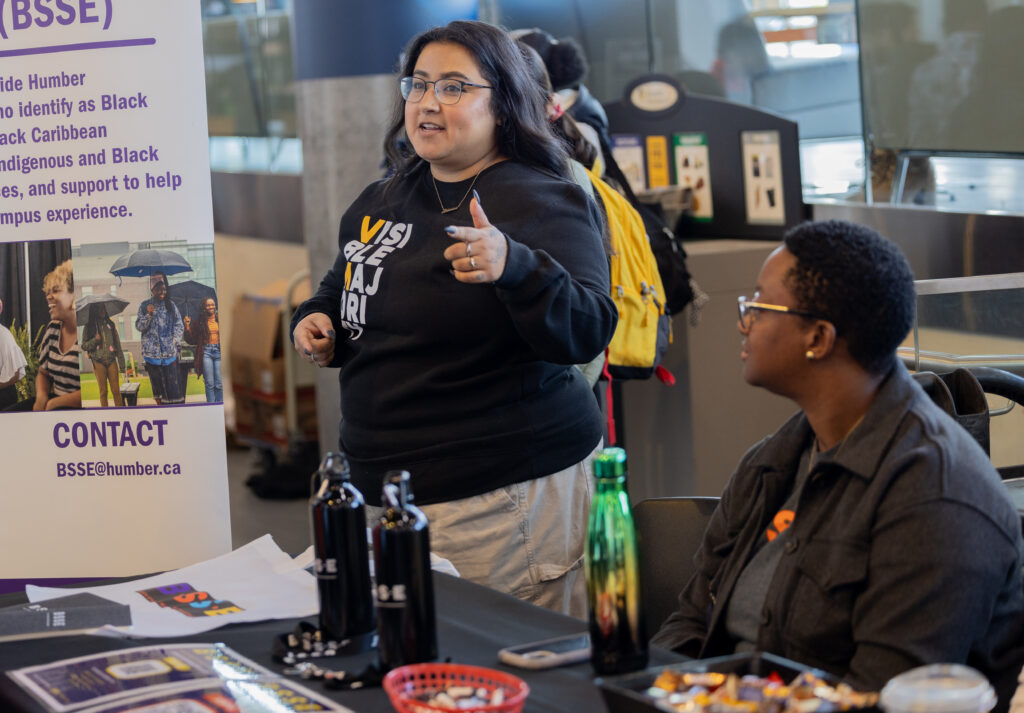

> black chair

[
  {"left": 912, "top": 365, "right": 1024, "bottom": 533},
  {"left": 911, "top": 366, "right": 1024, "bottom": 464},
  {"left": 633, "top": 496, "right": 719, "bottom": 635},
  {"left": 967, "top": 366, "right": 1024, "bottom": 481}
]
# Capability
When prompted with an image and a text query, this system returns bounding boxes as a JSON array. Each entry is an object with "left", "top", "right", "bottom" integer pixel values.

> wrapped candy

[{"left": 643, "top": 669, "right": 879, "bottom": 713}]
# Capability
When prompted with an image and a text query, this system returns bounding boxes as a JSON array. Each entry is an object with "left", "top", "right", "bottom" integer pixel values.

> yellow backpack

[{"left": 585, "top": 167, "right": 673, "bottom": 381}]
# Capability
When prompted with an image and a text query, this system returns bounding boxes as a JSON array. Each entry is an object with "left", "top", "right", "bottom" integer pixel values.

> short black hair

[
  {"left": 518, "top": 41, "right": 598, "bottom": 169},
  {"left": 514, "top": 28, "right": 588, "bottom": 92},
  {"left": 384, "top": 20, "right": 568, "bottom": 181},
  {"left": 783, "top": 219, "right": 915, "bottom": 375}
]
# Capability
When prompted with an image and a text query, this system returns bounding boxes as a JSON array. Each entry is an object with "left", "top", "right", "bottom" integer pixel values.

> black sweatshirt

[{"left": 292, "top": 160, "right": 617, "bottom": 505}]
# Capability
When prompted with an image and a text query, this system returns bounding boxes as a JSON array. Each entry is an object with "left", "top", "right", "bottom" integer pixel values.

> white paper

[{"left": 27, "top": 536, "right": 317, "bottom": 638}]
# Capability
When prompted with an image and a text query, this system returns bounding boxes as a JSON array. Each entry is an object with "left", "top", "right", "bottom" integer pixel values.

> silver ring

[
  {"left": 465, "top": 243, "right": 472, "bottom": 257},
  {"left": 469, "top": 257, "right": 477, "bottom": 269}
]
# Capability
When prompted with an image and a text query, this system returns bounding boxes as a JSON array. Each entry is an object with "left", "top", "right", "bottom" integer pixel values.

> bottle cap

[
  {"left": 880, "top": 664, "right": 996, "bottom": 713},
  {"left": 320, "top": 452, "right": 350, "bottom": 481},
  {"left": 383, "top": 469, "right": 413, "bottom": 507},
  {"left": 593, "top": 447, "right": 628, "bottom": 479}
]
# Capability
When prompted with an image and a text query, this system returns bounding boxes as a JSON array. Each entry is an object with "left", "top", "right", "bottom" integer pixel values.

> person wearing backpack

[
  {"left": 514, "top": 27, "right": 698, "bottom": 318},
  {"left": 513, "top": 28, "right": 609, "bottom": 174},
  {"left": 520, "top": 41, "right": 674, "bottom": 445}
]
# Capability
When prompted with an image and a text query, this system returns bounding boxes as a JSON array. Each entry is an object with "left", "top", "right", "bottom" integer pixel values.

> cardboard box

[
  {"left": 234, "top": 388, "right": 317, "bottom": 446},
  {"left": 229, "top": 278, "right": 318, "bottom": 445}
]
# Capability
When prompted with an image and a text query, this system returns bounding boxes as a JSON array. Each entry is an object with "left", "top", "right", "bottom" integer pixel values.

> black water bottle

[
  {"left": 372, "top": 470, "right": 437, "bottom": 671},
  {"left": 310, "top": 452, "right": 375, "bottom": 641}
]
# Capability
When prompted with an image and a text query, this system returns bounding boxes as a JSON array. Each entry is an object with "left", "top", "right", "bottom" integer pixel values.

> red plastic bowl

[{"left": 383, "top": 662, "right": 530, "bottom": 713}]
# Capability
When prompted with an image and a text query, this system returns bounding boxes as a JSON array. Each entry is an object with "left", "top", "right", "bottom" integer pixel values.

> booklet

[
  {"left": 75, "top": 679, "right": 346, "bottom": 712},
  {"left": 6, "top": 643, "right": 349, "bottom": 712},
  {"left": 0, "top": 593, "right": 131, "bottom": 642}
]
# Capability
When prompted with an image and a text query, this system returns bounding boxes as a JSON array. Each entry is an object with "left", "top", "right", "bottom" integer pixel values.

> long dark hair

[
  {"left": 192, "top": 298, "right": 218, "bottom": 346},
  {"left": 383, "top": 20, "right": 569, "bottom": 182},
  {"left": 84, "top": 304, "right": 114, "bottom": 342}
]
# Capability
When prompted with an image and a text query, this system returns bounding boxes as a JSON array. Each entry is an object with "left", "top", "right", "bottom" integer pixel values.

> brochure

[
  {"left": 610, "top": 134, "right": 647, "bottom": 194},
  {"left": 0, "top": 593, "right": 131, "bottom": 642},
  {"left": 75, "top": 679, "right": 347, "bottom": 712},
  {"left": 7, "top": 643, "right": 348, "bottom": 712},
  {"left": 7, "top": 643, "right": 324, "bottom": 712}
]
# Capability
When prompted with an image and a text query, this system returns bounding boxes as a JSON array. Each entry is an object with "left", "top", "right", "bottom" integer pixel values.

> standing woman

[
  {"left": 292, "top": 20, "right": 616, "bottom": 617},
  {"left": 136, "top": 280, "right": 184, "bottom": 405},
  {"left": 81, "top": 304, "right": 125, "bottom": 408},
  {"left": 183, "top": 297, "right": 223, "bottom": 403},
  {"left": 34, "top": 260, "right": 80, "bottom": 411}
]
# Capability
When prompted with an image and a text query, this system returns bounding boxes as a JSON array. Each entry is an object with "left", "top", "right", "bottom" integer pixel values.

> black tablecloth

[{"left": 0, "top": 573, "right": 684, "bottom": 712}]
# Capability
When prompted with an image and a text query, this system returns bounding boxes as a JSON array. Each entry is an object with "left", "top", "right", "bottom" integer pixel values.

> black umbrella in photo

[
  {"left": 168, "top": 280, "right": 217, "bottom": 321},
  {"left": 109, "top": 248, "right": 193, "bottom": 278},
  {"left": 75, "top": 293, "right": 130, "bottom": 321}
]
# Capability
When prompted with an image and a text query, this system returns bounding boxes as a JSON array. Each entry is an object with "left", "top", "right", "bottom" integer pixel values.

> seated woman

[{"left": 652, "top": 220, "right": 1024, "bottom": 697}]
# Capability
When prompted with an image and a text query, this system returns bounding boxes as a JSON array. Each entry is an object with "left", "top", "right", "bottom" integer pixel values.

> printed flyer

[
  {"left": 609, "top": 134, "right": 646, "bottom": 195},
  {"left": 672, "top": 132, "right": 713, "bottom": 221},
  {"left": 0, "top": 2, "right": 231, "bottom": 581},
  {"left": 7, "top": 643, "right": 348, "bottom": 712},
  {"left": 741, "top": 130, "right": 786, "bottom": 226}
]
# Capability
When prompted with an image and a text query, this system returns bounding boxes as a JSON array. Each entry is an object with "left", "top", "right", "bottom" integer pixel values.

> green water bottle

[{"left": 586, "top": 447, "right": 649, "bottom": 675}]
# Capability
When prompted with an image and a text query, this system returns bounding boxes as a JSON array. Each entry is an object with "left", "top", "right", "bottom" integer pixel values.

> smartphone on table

[{"left": 497, "top": 632, "right": 591, "bottom": 670}]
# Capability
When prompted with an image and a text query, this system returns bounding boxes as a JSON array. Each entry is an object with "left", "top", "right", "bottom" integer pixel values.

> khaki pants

[{"left": 370, "top": 443, "right": 600, "bottom": 620}]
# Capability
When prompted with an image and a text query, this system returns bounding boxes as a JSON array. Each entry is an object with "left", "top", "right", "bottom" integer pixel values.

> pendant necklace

[{"left": 432, "top": 168, "right": 483, "bottom": 214}]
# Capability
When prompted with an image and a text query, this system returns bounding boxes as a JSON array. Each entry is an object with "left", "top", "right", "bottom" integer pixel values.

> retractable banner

[{"left": 0, "top": 2, "right": 231, "bottom": 582}]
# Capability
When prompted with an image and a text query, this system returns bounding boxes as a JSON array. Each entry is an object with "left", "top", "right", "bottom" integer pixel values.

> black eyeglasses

[
  {"left": 400, "top": 76, "right": 493, "bottom": 105},
  {"left": 737, "top": 296, "right": 823, "bottom": 329}
]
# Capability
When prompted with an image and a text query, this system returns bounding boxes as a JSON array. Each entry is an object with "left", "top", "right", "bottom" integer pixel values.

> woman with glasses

[
  {"left": 291, "top": 20, "right": 615, "bottom": 617},
  {"left": 652, "top": 220, "right": 1024, "bottom": 702}
]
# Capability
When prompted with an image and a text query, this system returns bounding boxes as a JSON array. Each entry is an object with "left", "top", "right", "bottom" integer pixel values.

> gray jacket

[{"left": 652, "top": 364, "right": 1024, "bottom": 695}]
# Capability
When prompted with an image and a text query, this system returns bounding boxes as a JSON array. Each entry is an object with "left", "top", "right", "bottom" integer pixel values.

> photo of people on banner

[
  {"left": 0, "top": 239, "right": 79, "bottom": 413},
  {"left": 73, "top": 240, "right": 221, "bottom": 408}
]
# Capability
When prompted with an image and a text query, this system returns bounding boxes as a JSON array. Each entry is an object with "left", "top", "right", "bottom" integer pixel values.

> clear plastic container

[{"left": 880, "top": 664, "right": 997, "bottom": 713}]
